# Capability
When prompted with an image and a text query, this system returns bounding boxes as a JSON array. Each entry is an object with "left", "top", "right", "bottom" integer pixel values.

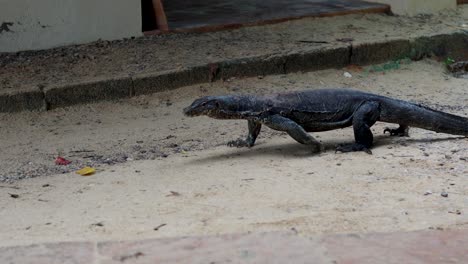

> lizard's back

[{"left": 260, "top": 88, "right": 382, "bottom": 126}]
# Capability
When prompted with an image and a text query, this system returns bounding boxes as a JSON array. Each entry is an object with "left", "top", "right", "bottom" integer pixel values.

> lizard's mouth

[
  {"left": 183, "top": 106, "right": 197, "bottom": 117},
  {"left": 183, "top": 106, "right": 211, "bottom": 117}
]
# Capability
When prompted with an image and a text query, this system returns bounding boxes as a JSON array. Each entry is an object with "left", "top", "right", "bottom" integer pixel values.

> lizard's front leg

[
  {"left": 262, "top": 114, "right": 322, "bottom": 153},
  {"left": 228, "top": 120, "right": 262, "bottom": 148}
]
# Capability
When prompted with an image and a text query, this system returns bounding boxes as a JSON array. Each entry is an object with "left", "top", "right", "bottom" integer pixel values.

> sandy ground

[{"left": 0, "top": 59, "right": 467, "bottom": 247}]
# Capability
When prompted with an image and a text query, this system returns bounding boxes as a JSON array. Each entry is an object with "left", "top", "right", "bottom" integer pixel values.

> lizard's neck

[{"left": 210, "top": 95, "right": 266, "bottom": 119}]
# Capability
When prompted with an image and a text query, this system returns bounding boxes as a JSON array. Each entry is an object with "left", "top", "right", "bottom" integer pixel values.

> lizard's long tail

[{"left": 381, "top": 99, "right": 468, "bottom": 137}]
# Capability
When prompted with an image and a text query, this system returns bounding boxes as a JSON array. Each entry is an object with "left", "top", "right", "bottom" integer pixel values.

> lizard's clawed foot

[
  {"left": 335, "top": 144, "right": 372, "bottom": 154},
  {"left": 383, "top": 127, "right": 409, "bottom": 137},
  {"left": 227, "top": 138, "right": 253, "bottom": 148},
  {"left": 311, "top": 143, "right": 324, "bottom": 153}
]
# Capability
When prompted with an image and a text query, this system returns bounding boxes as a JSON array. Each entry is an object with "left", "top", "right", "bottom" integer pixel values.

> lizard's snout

[
  {"left": 183, "top": 106, "right": 194, "bottom": 116},
  {"left": 183, "top": 104, "right": 204, "bottom": 117}
]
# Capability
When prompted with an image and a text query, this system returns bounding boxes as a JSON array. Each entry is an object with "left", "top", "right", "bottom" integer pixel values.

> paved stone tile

[
  {"left": 0, "top": 242, "right": 95, "bottom": 264},
  {"left": 322, "top": 230, "right": 468, "bottom": 264},
  {"left": 164, "top": 0, "right": 389, "bottom": 31},
  {"left": 98, "top": 232, "right": 331, "bottom": 264},
  {"left": 1, "top": 230, "right": 467, "bottom": 263}
]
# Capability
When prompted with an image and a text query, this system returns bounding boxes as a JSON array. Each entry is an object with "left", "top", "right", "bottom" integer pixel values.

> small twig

[
  {"left": 443, "top": 23, "right": 468, "bottom": 31},
  {"left": 389, "top": 154, "right": 414, "bottom": 158},
  {"left": 70, "top": 150, "right": 95, "bottom": 153},
  {"left": 119, "top": 252, "right": 144, "bottom": 262},
  {"left": 336, "top": 37, "right": 354, "bottom": 42},
  {"left": 297, "top": 40, "right": 329, "bottom": 44},
  {"left": 0, "top": 185, "right": 20, "bottom": 190},
  {"left": 154, "top": 223, "right": 167, "bottom": 231},
  {"left": 166, "top": 191, "right": 181, "bottom": 197}
]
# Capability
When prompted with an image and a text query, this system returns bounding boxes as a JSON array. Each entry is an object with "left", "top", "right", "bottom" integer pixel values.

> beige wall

[
  {"left": 0, "top": 0, "right": 142, "bottom": 52},
  {"left": 371, "top": 0, "right": 457, "bottom": 15}
]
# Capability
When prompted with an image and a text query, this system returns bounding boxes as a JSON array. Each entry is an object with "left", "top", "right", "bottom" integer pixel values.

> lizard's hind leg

[
  {"left": 228, "top": 120, "right": 262, "bottom": 148},
  {"left": 336, "top": 101, "right": 380, "bottom": 154}
]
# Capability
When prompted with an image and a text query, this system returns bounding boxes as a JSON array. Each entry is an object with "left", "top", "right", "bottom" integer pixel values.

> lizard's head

[
  {"left": 183, "top": 96, "right": 225, "bottom": 118},
  {"left": 184, "top": 96, "right": 221, "bottom": 116}
]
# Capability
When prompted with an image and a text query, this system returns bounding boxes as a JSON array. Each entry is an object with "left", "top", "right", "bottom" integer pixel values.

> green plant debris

[
  {"left": 444, "top": 57, "right": 456, "bottom": 66},
  {"left": 363, "top": 57, "right": 411, "bottom": 76}
]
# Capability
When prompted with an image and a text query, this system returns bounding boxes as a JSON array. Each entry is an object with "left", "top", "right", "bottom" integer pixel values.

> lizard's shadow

[{"left": 187, "top": 134, "right": 465, "bottom": 164}]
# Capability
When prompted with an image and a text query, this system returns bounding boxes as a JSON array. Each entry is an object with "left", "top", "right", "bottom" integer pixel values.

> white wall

[
  {"left": 370, "top": 0, "right": 457, "bottom": 15},
  {"left": 0, "top": 0, "right": 142, "bottom": 52}
]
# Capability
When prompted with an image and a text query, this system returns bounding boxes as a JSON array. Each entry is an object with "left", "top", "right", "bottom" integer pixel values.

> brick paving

[{"left": 1, "top": 230, "right": 467, "bottom": 263}]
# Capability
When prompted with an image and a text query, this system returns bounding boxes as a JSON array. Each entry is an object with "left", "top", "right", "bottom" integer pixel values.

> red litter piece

[{"left": 55, "top": 156, "right": 72, "bottom": 165}]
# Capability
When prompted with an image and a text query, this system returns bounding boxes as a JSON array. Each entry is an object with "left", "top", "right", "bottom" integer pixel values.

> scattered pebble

[
  {"left": 441, "top": 191, "right": 448, "bottom": 198},
  {"left": 424, "top": 190, "right": 432, "bottom": 196},
  {"left": 343, "top": 72, "right": 352, "bottom": 78},
  {"left": 291, "top": 227, "right": 299, "bottom": 234},
  {"left": 91, "top": 222, "right": 104, "bottom": 227},
  {"left": 9, "top": 193, "right": 19, "bottom": 198}
]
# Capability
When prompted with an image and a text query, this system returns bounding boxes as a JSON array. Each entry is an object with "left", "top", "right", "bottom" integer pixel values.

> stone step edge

[{"left": 1, "top": 32, "right": 466, "bottom": 113}]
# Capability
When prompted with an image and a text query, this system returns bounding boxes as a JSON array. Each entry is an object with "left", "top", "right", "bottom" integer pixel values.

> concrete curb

[
  {"left": 132, "top": 65, "right": 210, "bottom": 96},
  {"left": 1, "top": 32, "right": 467, "bottom": 113},
  {"left": 0, "top": 88, "right": 45, "bottom": 112},
  {"left": 45, "top": 76, "right": 133, "bottom": 110}
]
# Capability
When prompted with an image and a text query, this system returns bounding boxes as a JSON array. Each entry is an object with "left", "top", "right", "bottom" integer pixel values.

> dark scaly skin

[{"left": 183, "top": 89, "right": 468, "bottom": 154}]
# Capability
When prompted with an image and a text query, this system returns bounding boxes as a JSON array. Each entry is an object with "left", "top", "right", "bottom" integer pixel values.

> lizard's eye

[{"left": 201, "top": 102, "right": 207, "bottom": 106}]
